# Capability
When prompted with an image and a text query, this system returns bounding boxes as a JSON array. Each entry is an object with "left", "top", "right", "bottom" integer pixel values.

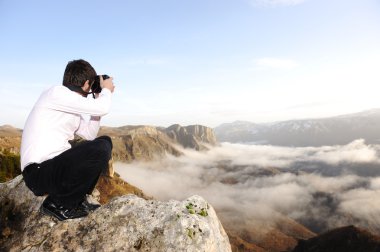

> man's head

[{"left": 62, "top": 59, "right": 97, "bottom": 89}]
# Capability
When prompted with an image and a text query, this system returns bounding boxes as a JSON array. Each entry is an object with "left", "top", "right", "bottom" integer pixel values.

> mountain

[
  {"left": 98, "top": 125, "right": 183, "bottom": 162},
  {"left": 165, "top": 124, "right": 217, "bottom": 150},
  {"left": 0, "top": 125, "right": 22, "bottom": 154},
  {"left": 0, "top": 125, "right": 22, "bottom": 182},
  {"left": 98, "top": 124, "right": 217, "bottom": 162},
  {"left": 223, "top": 215, "right": 315, "bottom": 252},
  {"left": 0, "top": 124, "right": 216, "bottom": 163},
  {"left": 0, "top": 124, "right": 22, "bottom": 137},
  {"left": 292, "top": 225, "right": 380, "bottom": 252},
  {"left": 215, "top": 109, "right": 380, "bottom": 146}
]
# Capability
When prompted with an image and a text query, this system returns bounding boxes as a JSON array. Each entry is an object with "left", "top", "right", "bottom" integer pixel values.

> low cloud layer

[{"left": 115, "top": 139, "right": 380, "bottom": 235}]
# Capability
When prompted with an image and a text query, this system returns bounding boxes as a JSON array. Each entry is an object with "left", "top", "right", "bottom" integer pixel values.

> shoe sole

[
  {"left": 40, "top": 205, "right": 66, "bottom": 221},
  {"left": 40, "top": 205, "right": 88, "bottom": 221}
]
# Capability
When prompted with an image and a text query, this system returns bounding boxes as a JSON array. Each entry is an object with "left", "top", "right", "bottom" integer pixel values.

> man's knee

[
  {"left": 94, "top": 136, "right": 113, "bottom": 159},
  {"left": 96, "top": 136, "right": 113, "bottom": 149}
]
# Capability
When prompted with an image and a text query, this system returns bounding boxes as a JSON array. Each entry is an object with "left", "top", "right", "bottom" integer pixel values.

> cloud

[
  {"left": 339, "top": 187, "right": 380, "bottom": 228},
  {"left": 115, "top": 140, "right": 380, "bottom": 235},
  {"left": 250, "top": 0, "right": 307, "bottom": 7},
  {"left": 310, "top": 139, "right": 378, "bottom": 165},
  {"left": 254, "top": 57, "right": 299, "bottom": 70}
]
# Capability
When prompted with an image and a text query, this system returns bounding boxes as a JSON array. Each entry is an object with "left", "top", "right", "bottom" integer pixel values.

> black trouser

[{"left": 22, "top": 136, "right": 112, "bottom": 209}]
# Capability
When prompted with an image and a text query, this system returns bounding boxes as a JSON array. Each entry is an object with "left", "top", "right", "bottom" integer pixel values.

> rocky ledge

[{"left": 0, "top": 176, "right": 231, "bottom": 252}]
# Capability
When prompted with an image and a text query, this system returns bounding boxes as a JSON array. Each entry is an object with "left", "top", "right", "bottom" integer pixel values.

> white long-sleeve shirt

[{"left": 20, "top": 85, "right": 112, "bottom": 170}]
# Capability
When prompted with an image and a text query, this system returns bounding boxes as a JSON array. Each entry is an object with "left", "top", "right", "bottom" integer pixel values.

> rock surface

[
  {"left": 165, "top": 124, "right": 217, "bottom": 151},
  {"left": 0, "top": 176, "right": 231, "bottom": 252}
]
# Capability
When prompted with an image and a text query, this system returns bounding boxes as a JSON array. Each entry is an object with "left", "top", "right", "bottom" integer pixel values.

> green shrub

[{"left": 0, "top": 153, "right": 21, "bottom": 183}]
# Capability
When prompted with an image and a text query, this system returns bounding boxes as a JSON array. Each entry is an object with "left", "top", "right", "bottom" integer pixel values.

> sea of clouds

[{"left": 115, "top": 139, "right": 380, "bottom": 234}]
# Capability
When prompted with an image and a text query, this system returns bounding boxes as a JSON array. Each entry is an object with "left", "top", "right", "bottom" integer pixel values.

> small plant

[
  {"left": 198, "top": 208, "right": 208, "bottom": 217},
  {"left": 185, "top": 203, "right": 194, "bottom": 209},
  {"left": 186, "top": 228, "right": 196, "bottom": 239},
  {"left": 185, "top": 202, "right": 208, "bottom": 216},
  {"left": 186, "top": 203, "right": 195, "bottom": 214}
]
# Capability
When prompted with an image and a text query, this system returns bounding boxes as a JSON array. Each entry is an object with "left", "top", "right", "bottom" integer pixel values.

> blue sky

[{"left": 1, "top": 0, "right": 379, "bottom": 128}]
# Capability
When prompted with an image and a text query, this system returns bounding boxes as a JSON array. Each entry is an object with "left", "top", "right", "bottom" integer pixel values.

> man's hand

[{"left": 100, "top": 75, "right": 115, "bottom": 93}]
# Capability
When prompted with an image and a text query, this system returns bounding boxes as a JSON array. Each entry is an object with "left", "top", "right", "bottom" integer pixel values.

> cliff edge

[{"left": 0, "top": 175, "right": 231, "bottom": 252}]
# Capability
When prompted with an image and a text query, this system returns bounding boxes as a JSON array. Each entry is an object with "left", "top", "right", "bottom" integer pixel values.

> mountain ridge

[
  {"left": 215, "top": 109, "right": 380, "bottom": 146},
  {"left": 0, "top": 124, "right": 217, "bottom": 162},
  {"left": 292, "top": 225, "right": 380, "bottom": 252}
]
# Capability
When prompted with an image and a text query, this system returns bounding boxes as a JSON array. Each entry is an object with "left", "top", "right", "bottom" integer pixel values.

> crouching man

[{"left": 21, "top": 59, "right": 115, "bottom": 221}]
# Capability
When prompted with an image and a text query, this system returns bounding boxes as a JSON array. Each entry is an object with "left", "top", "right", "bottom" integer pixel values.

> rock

[
  {"left": 0, "top": 176, "right": 231, "bottom": 252},
  {"left": 165, "top": 124, "right": 217, "bottom": 151},
  {"left": 95, "top": 173, "right": 151, "bottom": 204}
]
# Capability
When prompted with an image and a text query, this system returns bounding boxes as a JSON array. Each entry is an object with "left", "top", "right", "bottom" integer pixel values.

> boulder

[{"left": 0, "top": 176, "right": 231, "bottom": 252}]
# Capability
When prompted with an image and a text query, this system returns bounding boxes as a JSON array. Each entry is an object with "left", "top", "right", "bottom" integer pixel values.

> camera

[{"left": 92, "top": 74, "right": 110, "bottom": 94}]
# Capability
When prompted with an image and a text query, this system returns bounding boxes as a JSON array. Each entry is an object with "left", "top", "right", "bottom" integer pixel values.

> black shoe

[
  {"left": 40, "top": 196, "right": 88, "bottom": 221},
  {"left": 80, "top": 198, "right": 101, "bottom": 212}
]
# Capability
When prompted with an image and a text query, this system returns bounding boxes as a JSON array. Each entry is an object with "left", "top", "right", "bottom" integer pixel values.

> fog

[{"left": 115, "top": 139, "right": 380, "bottom": 234}]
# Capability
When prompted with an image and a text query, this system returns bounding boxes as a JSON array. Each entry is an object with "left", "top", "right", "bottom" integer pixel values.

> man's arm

[
  {"left": 76, "top": 116, "right": 101, "bottom": 140},
  {"left": 73, "top": 77, "right": 115, "bottom": 140},
  {"left": 47, "top": 88, "right": 112, "bottom": 116},
  {"left": 45, "top": 77, "right": 115, "bottom": 116}
]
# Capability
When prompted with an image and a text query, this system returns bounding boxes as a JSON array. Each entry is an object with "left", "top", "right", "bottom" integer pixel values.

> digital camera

[{"left": 92, "top": 74, "right": 110, "bottom": 94}]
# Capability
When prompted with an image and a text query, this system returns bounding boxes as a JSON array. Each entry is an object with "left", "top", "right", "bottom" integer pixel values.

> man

[{"left": 21, "top": 59, "right": 115, "bottom": 221}]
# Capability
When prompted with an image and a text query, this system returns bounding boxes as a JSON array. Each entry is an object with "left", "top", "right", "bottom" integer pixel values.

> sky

[{"left": 1, "top": 0, "right": 380, "bottom": 128}]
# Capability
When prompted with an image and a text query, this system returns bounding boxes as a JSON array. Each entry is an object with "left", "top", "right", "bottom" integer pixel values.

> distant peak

[
  {"left": 1, "top": 124, "right": 16, "bottom": 128},
  {"left": 232, "top": 120, "right": 254, "bottom": 124},
  {"left": 166, "top": 124, "right": 182, "bottom": 130},
  {"left": 336, "top": 108, "right": 380, "bottom": 118}
]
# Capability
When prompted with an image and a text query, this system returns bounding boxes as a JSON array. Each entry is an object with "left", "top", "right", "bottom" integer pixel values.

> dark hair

[{"left": 62, "top": 59, "right": 97, "bottom": 87}]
